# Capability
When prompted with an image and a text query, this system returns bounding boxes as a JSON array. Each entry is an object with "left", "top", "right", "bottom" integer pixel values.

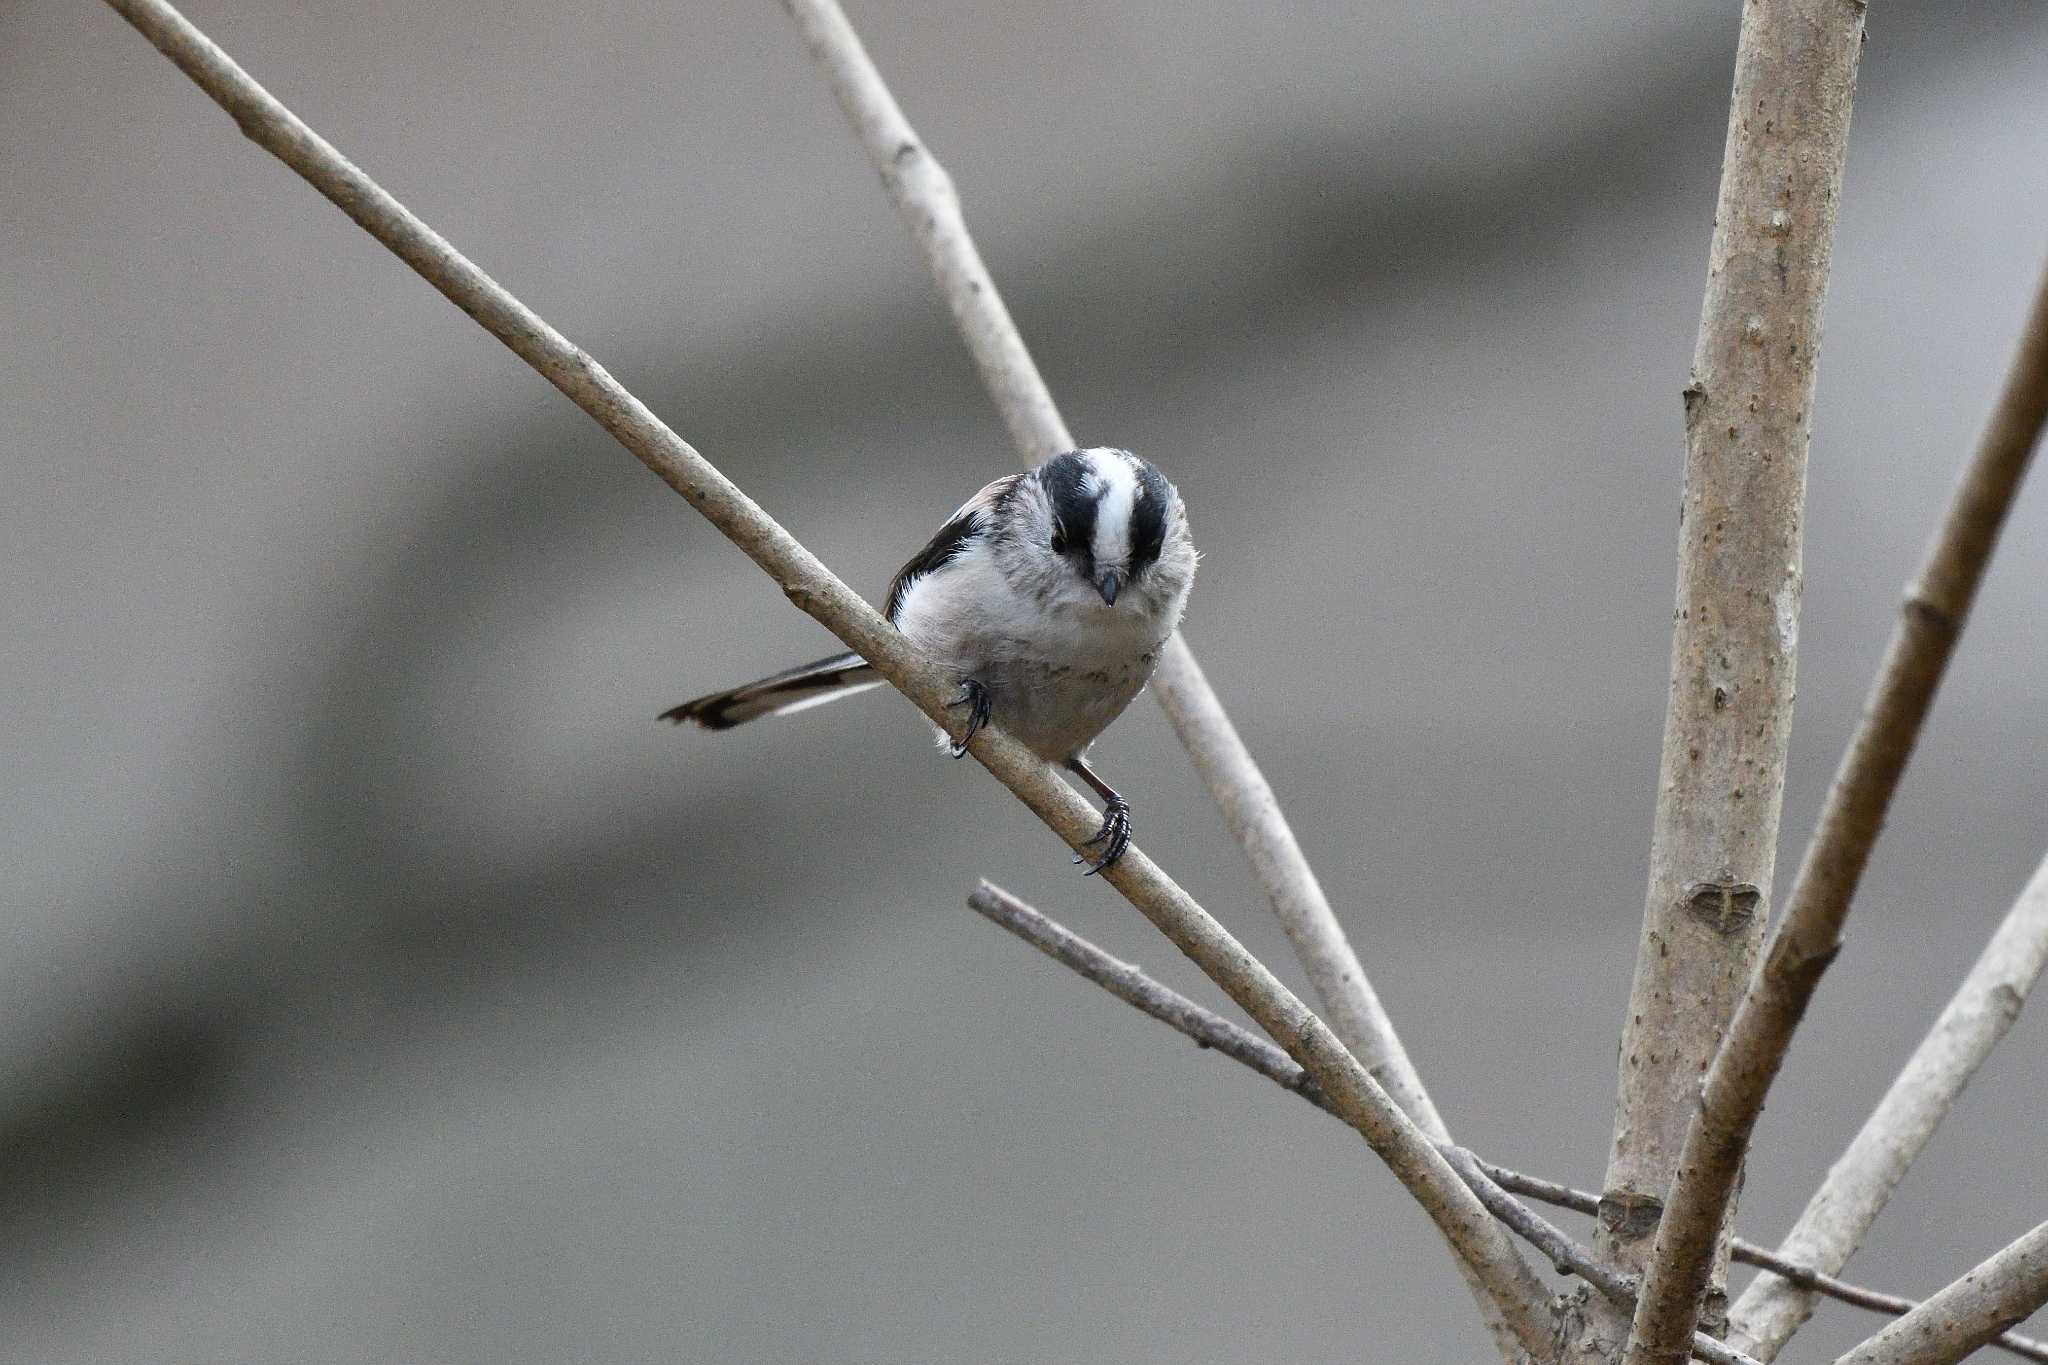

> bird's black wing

[{"left": 883, "top": 474, "right": 1022, "bottom": 622}]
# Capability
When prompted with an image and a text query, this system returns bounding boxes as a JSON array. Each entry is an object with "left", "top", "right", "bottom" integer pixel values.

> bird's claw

[
  {"left": 1075, "top": 798, "right": 1132, "bottom": 875},
  {"left": 946, "top": 679, "right": 992, "bottom": 758}
]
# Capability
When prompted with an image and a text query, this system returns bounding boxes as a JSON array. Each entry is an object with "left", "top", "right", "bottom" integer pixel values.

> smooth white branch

[
  {"left": 1729, "top": 848, "right": 2048, "bottom": 1358},
  {"left": 779, "top": 3, "right": 1504, "bottom": 1350}
]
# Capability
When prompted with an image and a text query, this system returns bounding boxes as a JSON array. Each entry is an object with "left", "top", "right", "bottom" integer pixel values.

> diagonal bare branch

[
  {"left": 1601, "top": 2, "right": 1866, "bottom": 1358},
  {"left": 1632, "top": 251, "right": 2048, "bottom": 1365},
  {"left": 1830, "top": 1223, "right": 2048, "bottom": 1365},
  {"left": 775, "top": 0, "right": 1447, "bottom": 1143},
  {"left": 965, "top": 881, "right": 2048, "bottom": 1365},
  {"left": 103, "top": 0, "right": 1554, "bottom": 1351},
  {"left": 779, "top": 1, "right": 1504, "bottom": 1348},
  {"left": 1468, "top": 1163, "right": 2048, "bottom": 1365},
  {"left": 966, "top": 882, "right": 1739, "bottom": 1364},
  {"left": 1729, "top": 848, "right": 2048, "bottom": 1358},
  {"left": 1442, "top": 1151, "right": 1765, "bottom": 1365}
]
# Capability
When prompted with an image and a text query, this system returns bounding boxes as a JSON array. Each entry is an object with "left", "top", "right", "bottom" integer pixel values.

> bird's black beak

[{"left": 1095, "top": 569, "right": 1122, "bottom": 606}]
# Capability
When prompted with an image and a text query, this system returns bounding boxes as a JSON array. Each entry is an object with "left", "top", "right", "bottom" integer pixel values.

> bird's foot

[
  {"left": 946, "top": 679, "right": 992, "bottom": 758},
  {"left": 1074, "top": 797, "right": 1132, "bottom": 875}
]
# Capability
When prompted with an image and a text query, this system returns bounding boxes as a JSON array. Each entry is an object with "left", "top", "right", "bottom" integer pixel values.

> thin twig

[
  {"left": 1601, "top": 1, "right": 1867, "bottom": 1357},
  {"left": 103, "top": 2, "right": 1554, "bottom": 1353},
  {"left": 965, "top": 883, "right": 2048, "bottom": 1365},
  {"left": 1439, "top": 1151, "right": 1765, "bottom": 1365},
  {"left": 969, "top": 885, "right": 1765, "bottom": 1365},
  {"left": 776, "top": 0, "right": 1447, "bottom": 1142},
  {"left": 1635, "top": 251, "right": 2048, "bottom": 1365},
  {"left": 1729, "top": 848, "right": 2048, "bottom": 1359},
  {"left": 1830, "top": 1223, "right": 2048, "bottom": 1365},
  {"left": 1475, "top": 1170, "right": 2048, "bottom": 1365},
  {"left": 780, "top": 4, "right": 1504, "bottom": 1352}
]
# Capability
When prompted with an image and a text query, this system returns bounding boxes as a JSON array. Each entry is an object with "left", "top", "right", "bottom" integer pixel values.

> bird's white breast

[{"left": 892, "top": 556, "right": 1177, "bottom": 761}]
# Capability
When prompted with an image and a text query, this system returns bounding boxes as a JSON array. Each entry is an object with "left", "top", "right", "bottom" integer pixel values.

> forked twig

[
  {"left": 1441, "top": 1151, "right": 1765, "bottom": 1365},
  {"left": 1730, "top": 848, "right": 2048, "bottom": 1358},
  {"left": 102, "top": 1, "right": 1553, "bottom": 1352},
  {"left": 1636, "top": 252, "right": 2048, "bottom": 1365},
  {"left": 966, "top": 882, "right": 2048, "bottom": 1365}
]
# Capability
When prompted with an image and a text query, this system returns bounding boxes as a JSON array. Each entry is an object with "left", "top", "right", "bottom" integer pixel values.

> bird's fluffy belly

[{"left": 894, "top": 561, "right": 1165, "bottom": 760}]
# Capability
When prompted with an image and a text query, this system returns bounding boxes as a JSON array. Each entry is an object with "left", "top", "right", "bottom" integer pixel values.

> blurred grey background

[{"left": 4, "top": 1, "right": 2046, "bottom": 1361}]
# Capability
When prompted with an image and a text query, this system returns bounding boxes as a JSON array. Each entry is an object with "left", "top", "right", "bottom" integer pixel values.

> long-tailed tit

[{"left": 662, "top": 447, "right": 1196, "bottom": 872}]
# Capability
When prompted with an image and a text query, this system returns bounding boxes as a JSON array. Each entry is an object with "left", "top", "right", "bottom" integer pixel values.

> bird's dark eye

[{"left": 1050, "top": 530, "right": 1068, "bottom": 555}]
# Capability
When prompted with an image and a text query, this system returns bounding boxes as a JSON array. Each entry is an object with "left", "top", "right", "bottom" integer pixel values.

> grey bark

[
  {"left": 1728, "top": 849, "right": 2048, "bottom": 1358},
  {"left": 1829, "top": 1224, "right": 2048, "bottom": 1365},
  {"left": 1597, "top": 5, "right": 1867, "bottom": 1362},
  {"left": 968, "top": 882, "right": 2048, "bottom": 1365},
  {"left": 1631, "top": 249, "right": 2048, "bottom": 1365}
]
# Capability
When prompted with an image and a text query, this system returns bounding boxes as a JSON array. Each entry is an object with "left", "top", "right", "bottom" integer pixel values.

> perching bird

[{"left": 662, "top": 447, "right": 1196, "bottom": 872}]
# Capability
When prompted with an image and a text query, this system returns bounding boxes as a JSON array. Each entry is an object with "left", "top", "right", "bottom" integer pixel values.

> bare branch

[
  {"left": 781, "top": 2, "right": 1504, "bottom": 1348},
  {"left": 1632, "top": 249, "right": 2048, "bottom": 1365},
  {"left": 970, "top": 879, "right": 2048, "bottom": 1365},
  {"left": 967, "top": 881, "right": 1330, "bottom": 1112},
  {"left": 776, "top": 0, "right": 1447, "bottom": 1145},
  {"left": 1440, "top": 1151, "right": 1766, "bottom": 1365},
  {"left": 1830, "top": 1224, "right": 2048, "bottom": 1365},
  {"left": 1600, "top": 3, "right": 1866, "bottom": 1357},
  {"left": 1472, "top": 1161, "right": 2048, "bottom": 1365},
  {"left": 1146, "top": 650, "right": 1447, "bottom": 1134},
  {"left": 969, "top": 881, "right": 1721, "bottom": 1361},
  {"left": 1476, "top": 1170, "right": 2048, "bottom": 1365},
  {"left": 969, "top": 883, "right": 2048, "bottom": 1365},
  {"left": 104, "top": 2, "right": 1554, "bottom": 1350},
  {"left": 1730, "top": 849, "right": 2048, "bottom": 1358},
  {"left": 778, "top": 0, "right": 1068, "bottom": 463}
]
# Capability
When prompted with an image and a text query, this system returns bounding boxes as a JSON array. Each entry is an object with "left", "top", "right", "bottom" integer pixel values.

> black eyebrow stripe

[
  {"left": 1129, "top": 462, "right": 1171, "bottom": 572},
  {"left": 1039, "top": 452, "right": 1100, "bottom": 574}
]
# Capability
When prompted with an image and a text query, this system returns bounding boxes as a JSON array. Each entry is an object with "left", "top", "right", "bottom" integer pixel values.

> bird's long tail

[{"left": 659, "top": 651, "right": 883, "bottom": 730}]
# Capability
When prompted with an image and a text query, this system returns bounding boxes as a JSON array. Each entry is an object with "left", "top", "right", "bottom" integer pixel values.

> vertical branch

[
  {"left": 1593, "top": 3, "right": 1867, "bottom": 1356},
  {"left": 1728, "top": 848, "right": 2048, "bottom": 1359},
  {"left": 1630, "top": 253, "right": 2048, "bottom": 1365}
]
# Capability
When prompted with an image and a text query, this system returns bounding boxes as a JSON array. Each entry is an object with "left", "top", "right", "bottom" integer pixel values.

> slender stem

[
  {"left": 966, "top": 882, "right": 2048, "bottom": 1365},
  {"left": 1634, "top": 251, "right": 2048, "bottom": 1365},
  {"left": 780, "top": 1, "right": 1500, "bottom": 1350},
  {"left": 1146, "top": 649, "right": 1447, "bottom": 1134},
  {"left": 101, "top": 4, "right": 1554, "bottom": 1350},
  {"left": 1829, "top": 1224, "right": 2048, "bottom": 1365},
  {"left": 776, "top": 0, "right": 1447, "bottom": 1143},
  {"left": 1601, "top": 3, "right": 1866, "bottom": 1358},
  {"left": 1441, "top": 1150, "right": 1765, "bottom": 1365},
  {"left": 1728, "top": 848, "right": 2048, "bottom": 1358}
]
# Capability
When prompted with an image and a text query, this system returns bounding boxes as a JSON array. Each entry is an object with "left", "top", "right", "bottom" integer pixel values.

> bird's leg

[
  {"left": 946, "top": 678, "right": 992, "bottom": 758},
  {"left": 1063, "top": 755, "right": 1132, "bottom": 874}
]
